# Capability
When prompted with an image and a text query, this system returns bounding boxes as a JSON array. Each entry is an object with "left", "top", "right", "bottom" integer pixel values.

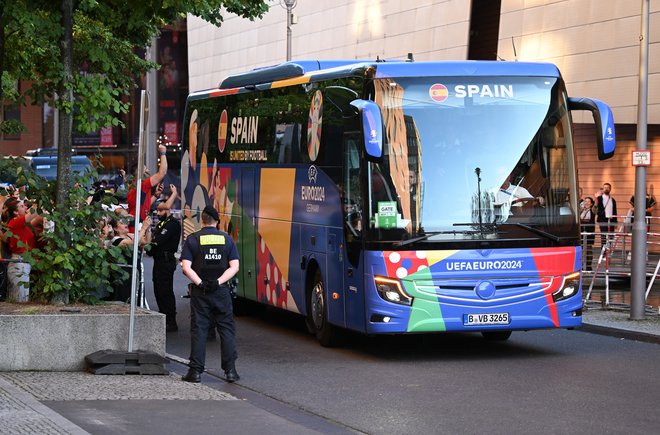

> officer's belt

[
  {"left": 153, "top": 251, "right": 175, "bottom": 259},
  {"left": 192, "top": 282, "right": 230, "bottom": 295}
]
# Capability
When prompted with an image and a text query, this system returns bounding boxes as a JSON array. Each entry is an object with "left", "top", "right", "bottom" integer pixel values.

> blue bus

[{"left": 181, "top": 60, "right": 615, "bottom": 345}]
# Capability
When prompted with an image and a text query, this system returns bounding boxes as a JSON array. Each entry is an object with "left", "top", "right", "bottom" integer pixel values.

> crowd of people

[
  {"left": 0, "top": 144, "right": 181, "bottom": 306},
  {"left": 580, "top": 181, "right": 657, "bottom": 270}
]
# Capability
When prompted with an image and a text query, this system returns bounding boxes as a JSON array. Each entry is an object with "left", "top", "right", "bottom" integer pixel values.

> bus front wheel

[
  {"left": 307, "top": 269, "right": 339, "bottom": 347},
  {"left": 481, "top": 330, "right": 512, "bottom": 341}
]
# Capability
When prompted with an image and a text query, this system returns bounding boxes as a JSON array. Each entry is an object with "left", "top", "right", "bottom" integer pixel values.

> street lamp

[{"left": 282, "top": 0, "right": 297, "bottom": 61}]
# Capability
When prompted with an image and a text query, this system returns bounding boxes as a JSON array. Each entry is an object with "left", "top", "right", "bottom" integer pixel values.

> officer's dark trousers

[
  {"left": 189, "top": 284, "right": 237, "bottom": 373},
  {"left": 152, "top": 256, "right": 177, "bottom": 324}
]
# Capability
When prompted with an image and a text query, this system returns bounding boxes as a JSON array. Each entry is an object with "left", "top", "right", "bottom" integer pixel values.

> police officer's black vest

[
  {"left": 152, "top": 215, "right": 180, "bottom": 256},
  {"left": 191, "top": 230, "right": 230, "bottom": 282}
]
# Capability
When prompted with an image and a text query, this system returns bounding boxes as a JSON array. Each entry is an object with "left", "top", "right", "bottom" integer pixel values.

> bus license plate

[{"left": 463, "top": 313, "right": 510, "bottom": 326}]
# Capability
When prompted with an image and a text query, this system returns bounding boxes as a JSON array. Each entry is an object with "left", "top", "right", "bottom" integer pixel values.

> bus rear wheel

[
  {"left": 307, "top": 269, "right": 339, "bottom": 347},
  {"left": 481, "top": 330, "right": 512, "bottom": 341}
]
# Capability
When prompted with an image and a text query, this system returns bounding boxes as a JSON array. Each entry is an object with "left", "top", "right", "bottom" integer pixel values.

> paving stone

[
  {"left": 0, "top": 377, "right": 88, "bottom": 435},
  {"left": 0, "top": 372, "right": 236, "bottom": 401}
]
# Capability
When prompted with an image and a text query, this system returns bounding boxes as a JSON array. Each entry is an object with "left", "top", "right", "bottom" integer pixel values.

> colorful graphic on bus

[
  {"left": 307, "top": 90, "right": 323, "bottom": 162},
  {"left": 429, "top": 83, "right": 448, "bottom": 102},
  {"left": 218, "top": 109, "right": 228, "bottom": 153}
]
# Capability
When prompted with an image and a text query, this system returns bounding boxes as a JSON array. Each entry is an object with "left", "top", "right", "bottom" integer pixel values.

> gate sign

[{"left": 632, "top": 150, "right": 651, "bottom": 167}]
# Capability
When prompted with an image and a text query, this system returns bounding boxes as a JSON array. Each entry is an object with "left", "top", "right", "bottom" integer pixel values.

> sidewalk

[
  {"left": 580, "top": 302, "right": 660, "bottom": 344},
  {"left": 1, "top": 304, "right": 659, "bottom": 434},
  {"left": 0, "top": 367, "right": 343, "bottom": 435}
]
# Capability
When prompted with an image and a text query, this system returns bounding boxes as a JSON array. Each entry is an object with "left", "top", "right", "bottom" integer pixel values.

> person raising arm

[{"left": 127, "top": 144, "right": 168, "bottom": 221}]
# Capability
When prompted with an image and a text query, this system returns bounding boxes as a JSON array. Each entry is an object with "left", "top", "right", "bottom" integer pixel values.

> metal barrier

[{"left": 582, "top": 215, "right": 660, "bottom": 306}]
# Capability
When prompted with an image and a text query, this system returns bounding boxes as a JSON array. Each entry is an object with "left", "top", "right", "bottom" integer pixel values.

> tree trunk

[{"left": 52, "top": 0, "right": 74, "bottom": 304}]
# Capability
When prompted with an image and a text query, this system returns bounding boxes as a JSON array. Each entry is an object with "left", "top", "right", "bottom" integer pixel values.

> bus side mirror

[
  {"left": 350, "top": 100, "right": 383, "bottom": 161},
  {"left": 568, "top": 97, "right": 616, "bottom": 160}
]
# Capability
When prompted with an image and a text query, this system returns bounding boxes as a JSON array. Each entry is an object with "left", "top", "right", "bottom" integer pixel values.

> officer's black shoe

[
  {"left": 225, "top": 369, "right": 240, "bottom": 383},
  {"left": 182, "top": 369, "right": 201, "bottom": 383}
]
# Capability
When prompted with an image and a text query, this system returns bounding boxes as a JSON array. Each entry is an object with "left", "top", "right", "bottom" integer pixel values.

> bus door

[
  {"left": 343, "top": 133, "right": 366, "bottom": 332},
  {"left": 240, "top": 168, "right": 257, "bottom": 300},
  {"left": 326, "top": 228, "right": 345, "bottom": 327},
  {"left": 343, "top": 238, "right": 365, "bottom": 332}
]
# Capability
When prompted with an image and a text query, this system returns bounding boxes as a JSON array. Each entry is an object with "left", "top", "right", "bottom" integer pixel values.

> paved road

[{"left": 142, "top": 258, "right": 660, "bottom": 435}]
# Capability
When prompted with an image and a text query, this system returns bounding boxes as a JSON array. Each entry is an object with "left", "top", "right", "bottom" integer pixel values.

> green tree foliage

[
  {"left": 0, "top": 0, "right": 268, "bottom": 303},
  {"left": 1, "top": 0, "right": 268, "bottom": 134},
  {"left": 0, "top": 156, "right": 29, "bottom": 184}
]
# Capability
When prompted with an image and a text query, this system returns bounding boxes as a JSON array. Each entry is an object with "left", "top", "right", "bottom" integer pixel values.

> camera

[{"left": 228, "top": 278, "right": 238, "bottom": 299}]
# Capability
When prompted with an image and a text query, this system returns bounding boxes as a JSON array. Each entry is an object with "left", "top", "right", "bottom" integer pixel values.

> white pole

[{"left": 128, "top": 90, "right": 149, "bottom": 352}]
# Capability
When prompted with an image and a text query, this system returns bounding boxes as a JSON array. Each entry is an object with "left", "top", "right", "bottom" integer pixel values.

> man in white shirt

[{"left": 595, "top": 182, "right": 617, "bottom": 246}]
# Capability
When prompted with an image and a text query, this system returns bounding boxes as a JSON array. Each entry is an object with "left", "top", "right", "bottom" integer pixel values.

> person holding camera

[
  {"left": 180, "top": 205, "right": 240, "bottom": 383},
  {"left": 127, "top": 144, "right": 168, "bottom": 223},
  {"left": 2, "top": 198, "right": 42, "bottom": 302}
]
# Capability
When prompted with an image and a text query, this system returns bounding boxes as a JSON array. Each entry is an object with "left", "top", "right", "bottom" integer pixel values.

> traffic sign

[{"left": 632, "top": 150, "right": 651, "bottom": 166}]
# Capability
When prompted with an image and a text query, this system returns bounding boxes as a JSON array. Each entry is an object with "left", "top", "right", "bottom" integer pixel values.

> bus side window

[
  {"left": 273, "top": 123, "right": 300, "bottom": 164},
  {"left": 344, "top": 135, "right": 362, "bottom": 240}
]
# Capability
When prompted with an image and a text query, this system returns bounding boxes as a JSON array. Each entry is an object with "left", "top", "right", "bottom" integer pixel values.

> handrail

[{"left": 582, "top": 213, "right": 660, "bottom": 307}]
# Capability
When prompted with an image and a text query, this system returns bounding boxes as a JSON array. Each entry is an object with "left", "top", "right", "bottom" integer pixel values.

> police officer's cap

[{"left": 202, "top": 205, "right": 219, "bottom": 221}]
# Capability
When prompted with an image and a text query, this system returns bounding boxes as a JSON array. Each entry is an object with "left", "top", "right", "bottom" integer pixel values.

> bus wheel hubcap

[{"left": 311, "top": 282, "right": 324, "bottom": 329}]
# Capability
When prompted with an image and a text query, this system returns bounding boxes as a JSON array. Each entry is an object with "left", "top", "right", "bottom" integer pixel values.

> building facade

[{"left": 187, "top": 0, "right": 659, "bottom": 210}]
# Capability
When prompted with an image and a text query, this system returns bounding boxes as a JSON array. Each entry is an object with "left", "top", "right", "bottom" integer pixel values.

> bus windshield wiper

[
  {"left": 394, "top": 230, "right": 472, "bottom": 247},
  {"left": 394, "top": 233, "right": 432, "bottom": 247},
  {"left": 453, "top": 222, "right": 560, "bottom": 241},
  {"left": 505, "top": 223, "right": 561, "bottom": 242},
  {"left": 453, "top": 222, "right": 497, "bottom": 234}
]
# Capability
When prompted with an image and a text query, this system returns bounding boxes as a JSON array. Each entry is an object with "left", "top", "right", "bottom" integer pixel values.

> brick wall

[
  {"left": 0, "top": 81, "right": 43, "bottom": 156},
  {"left": 575, "top": 123, "right": 660, "bottom": 217}
]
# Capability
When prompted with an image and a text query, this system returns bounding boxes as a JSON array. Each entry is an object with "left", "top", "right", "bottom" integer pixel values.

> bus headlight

[
  {"left": 374, "top": 276, "right": 413, "bottom": 306},
  {"left": 552, "top": 272, "right": 580, "bottom": 302}
]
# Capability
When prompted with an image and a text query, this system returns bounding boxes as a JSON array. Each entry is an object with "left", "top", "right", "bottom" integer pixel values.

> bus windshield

[{"left": 366, "top": 75, "right": 578, "bottom": 246}]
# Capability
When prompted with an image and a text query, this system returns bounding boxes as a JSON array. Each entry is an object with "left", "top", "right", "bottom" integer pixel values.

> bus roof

[
  {"left": 189, "top": 60, "right": 561, "bottom": 100},
  {"left": 370, "top": 60, "right": 561, "bottom": 79}
]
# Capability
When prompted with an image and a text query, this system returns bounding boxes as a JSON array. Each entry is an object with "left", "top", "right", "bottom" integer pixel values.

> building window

[{"left": 3, "top": 106, "right": 21, "bottom": 140}]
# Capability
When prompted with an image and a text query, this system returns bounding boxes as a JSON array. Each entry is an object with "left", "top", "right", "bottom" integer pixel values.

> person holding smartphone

[{"left": 595, "top": 182, "right": 617, "bottom": 247}]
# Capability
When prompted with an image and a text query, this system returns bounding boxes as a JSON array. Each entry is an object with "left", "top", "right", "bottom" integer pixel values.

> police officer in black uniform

[
  {"left": 149, "top": 195, "right": 181, "bottom": 332},
  {"left": 181, "top": 205, "right": 240, "bottom": 383}
]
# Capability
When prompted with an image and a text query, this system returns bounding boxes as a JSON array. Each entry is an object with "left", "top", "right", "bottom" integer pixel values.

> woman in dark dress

[{"left": 108, "top": 216, "right": 151, "bottom": 302}]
